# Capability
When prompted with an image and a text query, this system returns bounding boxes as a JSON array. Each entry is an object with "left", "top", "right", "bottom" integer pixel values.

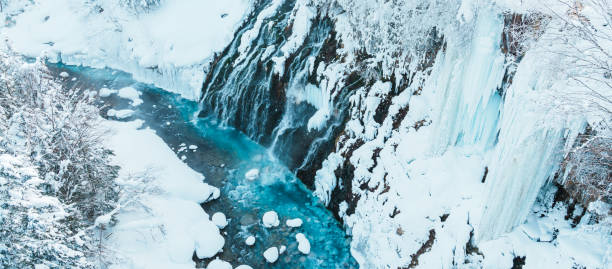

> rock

[{"left": 240, "top": 214, "right": 257, "bottom": 225}]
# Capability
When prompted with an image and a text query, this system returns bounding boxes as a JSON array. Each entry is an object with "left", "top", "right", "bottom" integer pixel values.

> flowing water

[{"left": 48, "top": 63, "right": 358, "bottom": 268}]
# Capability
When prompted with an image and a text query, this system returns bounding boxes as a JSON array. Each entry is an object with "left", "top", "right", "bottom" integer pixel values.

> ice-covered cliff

[{"left": 198, "top": 0, "right": 611, "bottom": 267}]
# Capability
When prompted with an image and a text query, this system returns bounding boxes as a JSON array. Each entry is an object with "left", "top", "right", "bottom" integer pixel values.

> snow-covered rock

[
  {"left": 263, "top": 247, "right": 279, "bottom": 263},
  {"left": 118, "top": 87, "right": 143, "bottom": 106},
  {"left": 59, "top": 71, "right": 69, "bottom": 77},
  {"left": 245, "top": 236, "right": 255, "bottom": 246},
  {"left": 295, "top": 233, "right": 310, "bottom": 255},
  {"left": 245, "top": 168, "right": 259, "bottom": 180},
  {"left": 286, "top": 218, "right": 302, "bottom": 227},
  {"left": 106, "top": 109, "right": 134, "bottom": 119},
  {"left": 235, "top": 265, "right": 253, "bottom": 269},
  {"left": 279, "top": 245, "right": 286, "bottom": 254},
  {"left": 262, "top": 211, "right": 280, "bottom": 228},
  {"left": 98, "top": 88, "right": 117, "bottom": 97},
  {"left": 207, "top": 258, "right": 232, "bottom": 269},
  {"left": 212, "top": 212, "right": 228, "bottom": 229}
]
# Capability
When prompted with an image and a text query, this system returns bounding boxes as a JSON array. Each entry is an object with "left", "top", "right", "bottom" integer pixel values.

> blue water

[{"left": 48, "top": 63, "right": 358, "bottom": 268}]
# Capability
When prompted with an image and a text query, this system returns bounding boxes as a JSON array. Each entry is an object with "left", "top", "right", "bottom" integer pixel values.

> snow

[
  {"left": 206, "top": 258, "right": 232, "bottom": 269},
  {"left": 478, "top": 202, "right": 612, "bottom": 269},
  {"left": 194, "top": 220, "right": 225, "bottom": 259},
  {"left": 263, "top": 247, "right": 279, "bottom": 263},
  {"left": 286, "top": 218, "right": 303, "bottom": 228},
  {"left": 106, "top": 109, "right": 134, "bottom": 119},
  {"left": 101, "top": 119, "right": 223, "bottom": 268},
  {"left": 295, "top": 233, "right": 311, "bottom": 255},
  {"left": 117, "top": 87, "right": 143, "bottom": 106},
  {"left": 94, "top": 213, "right": 112, "bottom": 227},
  {"left": 212, "top": 212, "right": 228, "bottom": 229},
  {"left": 58, "top": 71, "right": 69, "bottom": 78},
  {"left": 245, "top": 236, "right": 255, "bottom": 246},
  {"left": 244, "top": 168, "right": 259, "bottom": 180},
  {"left": 188, "top": 145, "right": 198, "bottom": 150},
  {"left": 235, "top": 265, "right": 253, "bottom": 269},
  {"left": 99, "top": 87, "right": 117, "bottom": 97},
  {"left": 1, "top": 0, "right": 251, "bottom": 99},
  {"left": 262, "top": 211, "right": 280, "bottom": 228},
  {"left": 279, "top": 245, "right": 286, "bottom": 254}
]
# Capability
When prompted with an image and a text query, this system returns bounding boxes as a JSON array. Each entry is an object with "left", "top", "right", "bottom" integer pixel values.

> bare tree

[
  {"left": 545, "top": 0, "right": 612, "bottom": 118},
  {"left": 538, "top": 0, "right": 612, "bottom": 211}
]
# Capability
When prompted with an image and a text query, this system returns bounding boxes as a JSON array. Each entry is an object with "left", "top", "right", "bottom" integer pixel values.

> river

[{"left": 47, "top": 63, "right": 358, "bottom": 268}]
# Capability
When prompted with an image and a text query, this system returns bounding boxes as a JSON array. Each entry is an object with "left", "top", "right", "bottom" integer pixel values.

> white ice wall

[{"left": 313, "top": 3, "right": 592, "bottom": 267}]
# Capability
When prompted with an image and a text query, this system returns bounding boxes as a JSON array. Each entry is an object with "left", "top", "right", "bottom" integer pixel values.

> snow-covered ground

[
  {"left": 1, "top": 0, "right": 251, "bottom": 99},
  {"left": 101, "top": 119, "right": 224, "bottom": 268}
]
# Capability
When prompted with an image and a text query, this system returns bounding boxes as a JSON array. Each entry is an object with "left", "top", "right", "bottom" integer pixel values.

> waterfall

[{"left": 199, "top": 0, "right": 359, "bottom": 187}]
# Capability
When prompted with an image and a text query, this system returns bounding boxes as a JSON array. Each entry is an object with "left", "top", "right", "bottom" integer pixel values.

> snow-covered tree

[{"left": 0, "top": 52, "right": 119, "bottom": 268}]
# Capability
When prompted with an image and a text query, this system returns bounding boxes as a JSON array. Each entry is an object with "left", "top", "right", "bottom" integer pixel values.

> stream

[{"left": 47, "top": 63, "right": 358, "bottom": 268}]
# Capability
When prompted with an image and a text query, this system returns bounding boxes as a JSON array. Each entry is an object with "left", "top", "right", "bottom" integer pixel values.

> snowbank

[
  {"left": 101, "top": 120, "right": 223, "bottom": 268},
  {"left": 206, "top": 258, "right": 232, "bottom": 269},
  {"left": 1, "top": 0, "right": 251, "bottom": 99},
  {"left": 212, "top": 212, "right": 228, "bottom": 229}
]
